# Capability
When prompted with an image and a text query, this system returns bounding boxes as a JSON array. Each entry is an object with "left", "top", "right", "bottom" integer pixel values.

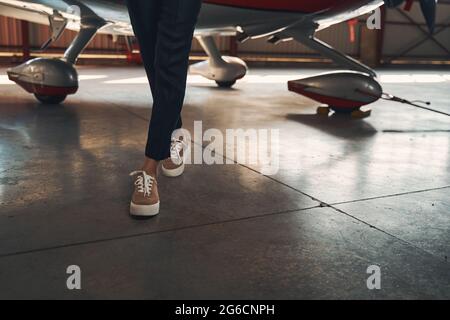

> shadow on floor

[{"left": 286, "top": 113, "right": 378, "bottom": 140}]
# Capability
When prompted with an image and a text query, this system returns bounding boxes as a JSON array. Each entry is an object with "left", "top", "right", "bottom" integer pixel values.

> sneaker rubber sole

[
  {"left": 130, "top": 201, "right": 160, "bottom": 217},
  {"left": 161, "top": 163, "right": 185, "bottom": 178}
]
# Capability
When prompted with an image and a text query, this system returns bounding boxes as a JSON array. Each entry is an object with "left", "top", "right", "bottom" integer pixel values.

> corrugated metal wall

[
  {"left": 192, "top": 36, "right": 230, "bottom": 53},
  {"left": 29, "top": 24, "right": 121, "bottom": 51},
  {"left": 0, "top": 16, "right": 23, "bottom": 47},
  {"left": 0, "top": 17, "right": 123, "bottom": 51}
]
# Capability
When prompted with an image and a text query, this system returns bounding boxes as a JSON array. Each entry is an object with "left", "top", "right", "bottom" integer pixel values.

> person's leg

[
  {"left": 127, "top": 0, "right": 162, "bottom": 216},
  {"left": 146, "top": 0, "right": 202, "bottom": 162},
  {"left": 126, "top": 0, "right": 159, "bottom": 99},
  {"left": 127, "top": 0, "right": 201, "bottom": 216},
  {"left": 126, "top": 0, "right": 161, "bottom": 176}
]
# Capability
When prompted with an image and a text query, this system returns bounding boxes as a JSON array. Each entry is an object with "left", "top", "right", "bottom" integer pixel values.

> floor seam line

[
  {"left": 233, "top": 164, "right": 450, "bottom": 264},
  {"left": 0, "top": 205, "right": 320, "bottom": 259},
  {"left": 330, "top": 186, "right": 450, "bottom": 205},
  {"left": 324, "top": 204, "right": 450, "bottom": 264},
  {"left": 109, "top": 104, "right": 352, "bottom": 207},
  {"left": 105, "top": 106, "right": 322, "bottom": 203},
  {"left": 104, "top": 102, "right": 449, "bottom": 264},
  {"left": 108, "top": 100, "right": 150, "bottom": 122}
]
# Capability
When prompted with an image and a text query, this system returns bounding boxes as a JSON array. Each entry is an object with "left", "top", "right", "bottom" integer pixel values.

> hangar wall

[
  {"left": 1, "top": 2, "right": 449, "bottom": 65},
  {"left": 0, "top": 18, "right": 121, "bottom": 52},
  {"left": 0, "top": 16, "right": 22, "bottom": 47},
  {"left": 0, "top": 16, "right": 358, "bottom": 57},
  {"left": 382, "top": 3, "right": 450, "bottom": 62}
]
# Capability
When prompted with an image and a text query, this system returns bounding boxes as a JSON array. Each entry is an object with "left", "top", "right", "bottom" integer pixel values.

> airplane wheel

[
  {"left": 330, "top": 107, "right": 355, "bottom": 114},
  {"left": 34, "top": 94, "right": 67, "bottom": 105},
  {"left": 216, "top": 80, "right": 236, "bottom": 88}
]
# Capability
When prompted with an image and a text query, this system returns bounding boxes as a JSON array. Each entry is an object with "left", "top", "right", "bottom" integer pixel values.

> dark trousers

[{"left": 127, "top": 0, "right": 202, "bottom": 160}]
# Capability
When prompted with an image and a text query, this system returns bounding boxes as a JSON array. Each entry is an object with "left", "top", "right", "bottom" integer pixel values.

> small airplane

[{"left": 0, "top": 0, "right": 439, "bottom": 117}]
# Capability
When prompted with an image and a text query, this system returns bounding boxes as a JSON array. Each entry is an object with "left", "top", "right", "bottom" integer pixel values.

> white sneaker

[{"left": 161, "top": 139, "right": 187, "bottom": 178}]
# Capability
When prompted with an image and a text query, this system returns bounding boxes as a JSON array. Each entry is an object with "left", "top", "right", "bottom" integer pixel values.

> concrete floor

[{"left": 0, "top": 66, "right": 449, "bottom": 299}]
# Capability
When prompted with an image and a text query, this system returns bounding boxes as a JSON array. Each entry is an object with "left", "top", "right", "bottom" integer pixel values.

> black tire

[
  {"left": 34, "top": 94, "right": 67, "bottom": 105},
  {"left": 215, "top": 80, "right": 236, "bottom": 88},
  {"left": 330, "top": 106, "right": 357, "bottom": 114}
]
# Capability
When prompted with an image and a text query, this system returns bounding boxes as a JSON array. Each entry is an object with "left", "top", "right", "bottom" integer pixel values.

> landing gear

[
  {"left": 316, "top": 106, "right": 372, "bottom": 119},
  {"left": 285, "top": 25, "right": 377, "bottom": 78},
  {"left": 333, "top": 108, "right": 353, "bottom": 114},
  {"left": 7, "top": 58, "right": 78, "bottom": 104},
  {"left": 190, "top": 35, "right": 248, "bottom": 88},
  {"left": 331, "top": 106, "right": 372, "bottom": 119},
  {"left": 34, "top": 94, "right": 67, "bottom": 105},
  {"left": 215, "top": 80, "right": 237, "bottom": 88},
  {"left": 283, "top": 26, "right": 379, "bottom": 119},
  {"left": 6, "top": 7, "right": 106, "bottom": 104}
]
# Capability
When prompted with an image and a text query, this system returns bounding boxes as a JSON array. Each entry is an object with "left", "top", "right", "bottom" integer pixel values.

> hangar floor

[{"left": 0, "top": 66, "right": 449, "bottom": 299}]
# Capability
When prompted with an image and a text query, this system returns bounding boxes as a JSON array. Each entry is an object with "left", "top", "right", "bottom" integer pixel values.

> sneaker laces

[
  {"left": 130, "top": 171, "right": 155, "bottom": 197},
  {"left": 170, "top": 139, "right": 187, "bottom": 166}
]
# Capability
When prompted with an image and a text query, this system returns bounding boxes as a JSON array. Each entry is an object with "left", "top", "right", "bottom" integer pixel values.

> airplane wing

[
  {"left": 0, "top": 0, "right": 385, "bottom": 39},
  {"left": 0, "top": 0, "right": 255, "bottom": 37},
  {"left": 0, "top": 0, "right": 133, "bottom": 35},
  {"left": 1, "top": 0, "right": 440, "bottom": 106},
  {"left": 0, "top": 0, "right": 438, "bottom": 39}
]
